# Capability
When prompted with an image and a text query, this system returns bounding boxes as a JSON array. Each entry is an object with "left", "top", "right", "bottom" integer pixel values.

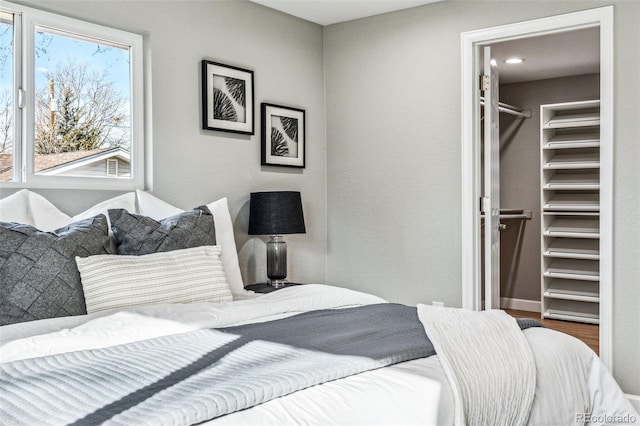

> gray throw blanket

[{"left": 0, "top": 304, "right": 541, "bottom": 426}]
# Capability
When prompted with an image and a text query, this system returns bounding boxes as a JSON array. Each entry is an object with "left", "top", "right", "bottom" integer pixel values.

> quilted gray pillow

[
  {"left": 0, "top": 215, "right": 111, "bottom": 326},
  {"left": 108, "top": 206, "right": 216, "bottom": 255}
]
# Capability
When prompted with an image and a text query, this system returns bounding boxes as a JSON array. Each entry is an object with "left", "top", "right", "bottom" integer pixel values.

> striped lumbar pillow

[{"left": 76, "top": 245, "right": 232, "bottom": 314}]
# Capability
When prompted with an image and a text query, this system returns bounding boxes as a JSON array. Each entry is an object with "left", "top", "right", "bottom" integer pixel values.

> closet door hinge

[
  {"left": 480, "top": 196, "right": 490, "bottom": 213},
  {"left": 480, "top": 74, "right": 490, "bottom": 92}
]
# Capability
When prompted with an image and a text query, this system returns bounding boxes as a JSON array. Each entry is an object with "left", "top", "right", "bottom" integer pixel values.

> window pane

[
  {"left": 34, "top": 26, "right": 131, "bottom": 179},
  {"left": 0, "top": 11, "right": 14, "bottom": 182}
]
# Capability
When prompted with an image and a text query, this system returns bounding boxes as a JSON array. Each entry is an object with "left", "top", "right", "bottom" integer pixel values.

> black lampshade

[{"left": 248, "top": 191, "right": 306, "bottom": 235}]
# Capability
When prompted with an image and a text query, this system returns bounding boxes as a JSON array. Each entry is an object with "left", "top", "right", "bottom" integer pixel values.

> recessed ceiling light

[{"left": 504, "top": 57, "right": 525, "bottom": 64}]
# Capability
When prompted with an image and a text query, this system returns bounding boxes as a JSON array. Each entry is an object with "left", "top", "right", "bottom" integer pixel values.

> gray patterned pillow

[
  {"left": 0, "top": 215, "right": 111, "bottom": 326},
  {"left": 108, "top": 206, "right": 216, "bottom": 255}
]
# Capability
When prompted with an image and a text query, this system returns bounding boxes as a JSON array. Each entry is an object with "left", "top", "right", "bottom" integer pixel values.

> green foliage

[{"left": 36, "top": 89, "right": 101, "bottom": 154}]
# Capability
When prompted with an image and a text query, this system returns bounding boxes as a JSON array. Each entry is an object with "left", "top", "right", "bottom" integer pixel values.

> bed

[{"left": 1, "top": 190, "right": 637, "bottom": 425}]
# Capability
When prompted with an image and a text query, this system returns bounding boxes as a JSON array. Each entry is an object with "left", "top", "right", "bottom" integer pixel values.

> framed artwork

[
  {"left": 261, "top": 103, "right": 305, "bottom": 168},
  {"left": 201, "top": 60, "right": 254, "bottom": 134}
]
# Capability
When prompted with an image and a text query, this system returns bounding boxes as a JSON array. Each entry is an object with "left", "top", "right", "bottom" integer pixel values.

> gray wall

[
  {"left": 1, "top": 0, "right": 327, "bottom": 286},
  {"left": 324, "top": 1, "right": 639, "bottom": 395},
  {"left": 1, "top": 0, "right": 638, "bottom": 397},
  {"left": 499, "top": 74, "right": 600, "bottom": 303}
]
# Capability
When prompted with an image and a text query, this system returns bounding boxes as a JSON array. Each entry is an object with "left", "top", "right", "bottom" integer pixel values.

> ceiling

[
  {"left": 249, "top": 0, "right": 442, "bottom": 26},
  {"left": 249, "top": 1, "right": 600, "bottom": 84},
  {"left": 490, "top": 27, "right": 600, "bottom": 84}
]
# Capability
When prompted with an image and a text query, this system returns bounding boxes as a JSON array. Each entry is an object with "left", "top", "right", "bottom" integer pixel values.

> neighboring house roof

[
  {"left": 37, "top": 147, "right": 130, "bottom": 175},
  {"left": 0, "top": 147, "right": 130, "bottom": 181}
]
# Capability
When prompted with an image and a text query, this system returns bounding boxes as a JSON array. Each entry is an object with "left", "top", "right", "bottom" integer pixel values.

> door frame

[{"left": 460, "top": 6, "right": 614, "bottom": 367}]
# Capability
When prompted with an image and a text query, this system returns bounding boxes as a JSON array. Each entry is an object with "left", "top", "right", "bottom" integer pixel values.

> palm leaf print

[
  {"left": 213, "top": 88, "right": 238, "bottom": 121},
  {"left": 271, "top": 128, "right": 289, "bottom": 157},
  {"left": 280, "top": 117, "right": 298, "bottom": 142},
  {"left": 225, "top": 77, "right": 246, "bottom": 107}
]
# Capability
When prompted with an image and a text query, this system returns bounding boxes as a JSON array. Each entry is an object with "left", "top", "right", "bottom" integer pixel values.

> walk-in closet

[{"left": 485, "top": 27, "right": 602, "bottom": 327}]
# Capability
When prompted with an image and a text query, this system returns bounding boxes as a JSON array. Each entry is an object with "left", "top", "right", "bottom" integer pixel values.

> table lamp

[{"left": 248, "top": 191, "right": 306, "bottom": 288}]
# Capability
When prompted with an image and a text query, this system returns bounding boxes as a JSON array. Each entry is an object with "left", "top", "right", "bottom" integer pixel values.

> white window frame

[{"left": 0, "top": 1, "right": 144, "bottom": 190}]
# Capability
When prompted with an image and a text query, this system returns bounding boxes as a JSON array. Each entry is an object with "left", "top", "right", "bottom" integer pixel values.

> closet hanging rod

[
  {"left": 480, "top": 97, "right": 532, "bottom": 118},
  {"left": 499, "top": 212, "right": 532, "bottom": 220},
  {"left": 480, "top": 209, "right": 532, "bottom": 220}
]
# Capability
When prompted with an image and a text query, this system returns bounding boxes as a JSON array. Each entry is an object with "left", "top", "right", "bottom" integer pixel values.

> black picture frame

[
  {"left": 261, "top": 103, "right": 305, "bottom": 168},
  {"left": 201, "top": 60, "right": 254, "bottom": 134}
]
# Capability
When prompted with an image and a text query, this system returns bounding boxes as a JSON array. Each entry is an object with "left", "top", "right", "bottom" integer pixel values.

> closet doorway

[{"left": 461, "top": 7, "right": 613, "bottom": 367}]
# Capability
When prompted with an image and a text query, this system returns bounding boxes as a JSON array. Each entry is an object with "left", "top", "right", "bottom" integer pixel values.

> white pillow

[
  {"left": 28, "top": 191, "right": 72, "bottom": 231},
  {"left": 136, "top": 190, "right": 247, "bottom": 297},
  {"left": 76, "top": 245, "right": 233, "bottom": 314},
  {"left": 135, "top": 189, "right": 182, "bottom": 219},
  {"left": 0, "top": 189, "right": 137, "bottom": 231},
  {"left": 71, "top": 192, "right": 137, "bottom": 222},
  {"left": 0, "top": 189, "right": 32, "bottom": 224}
]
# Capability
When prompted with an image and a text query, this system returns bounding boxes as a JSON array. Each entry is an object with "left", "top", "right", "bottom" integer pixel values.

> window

[{"left": 0, "top": 2, "right": 143, "bottom": 189}]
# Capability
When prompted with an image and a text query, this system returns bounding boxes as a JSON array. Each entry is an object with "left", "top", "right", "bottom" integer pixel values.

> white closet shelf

[
  {"left": 540, "top": 100, "right": 601, "bottom": 326},
  {"left": 543, "top": 310, "right": 600, "bottom": 325},
  {"left": 544, "top": 239, "right": 599, "bottom": 260},
  {"left": 544, "top": 220, "right": 600, "bottom": 238},
  {"left": 543, "top": 193, "right": 599, "bottom": 212},
  {"left": 544, "top": 280, "right": 600, "bottom": 303},
  {"left": 544, "top": 248, "right": 599, "bottom": 260},
  {"left": 544, "top": 230, "right": 600, "bottom": 239},
  {"left": 543, "top": 211, "right": 599, "bottom": 217},
  {"left": 544, "top": 153, "right": 600, "bottom": 169},
  {"left": 543, "top": 112, "right": 600, "bottom": 129},
  {"left": 544, "top": 269, "right": 599, "bottom": 282},
  {"left": 543, "top": 173, "right": 600, "bottom": 190},
  {"left": 543, "top": 299, "right": 600, "bottom": 324},
  {"left": 544, "top": 203, "right": 599, "bottom": 212},
  {"left": 543, "top": 134, "right": 600, "bottom": 150},
  {"left": 544, "top": 258, "right": 599, "bottom": 282}
]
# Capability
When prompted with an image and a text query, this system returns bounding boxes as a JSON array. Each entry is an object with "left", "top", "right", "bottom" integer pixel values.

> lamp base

[
  {"left": 266, "top": 235, "right": 288, "bottom": 287},
  {"left": 268, "top": 279, "right": 288, "bottom": 289}
]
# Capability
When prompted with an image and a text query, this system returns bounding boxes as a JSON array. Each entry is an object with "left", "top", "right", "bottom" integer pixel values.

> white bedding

[
  {"left": 0, "top": 284, "right": 636, "bottom": 425},
  {"left": 418, "top": 305, "right": 537, "bottom": 426}
]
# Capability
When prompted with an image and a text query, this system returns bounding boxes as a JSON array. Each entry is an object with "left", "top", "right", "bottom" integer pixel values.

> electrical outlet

[{"left": 432, "top": 301, "right": 444, "bottom": 307}]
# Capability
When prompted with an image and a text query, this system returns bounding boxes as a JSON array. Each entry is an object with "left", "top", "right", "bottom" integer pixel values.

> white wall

[
  {"left": 1, "top": 0, "right": 327, "bottom": 286},
  {"left": 324, "top": 1, "right": 639, "bottom": 395}
]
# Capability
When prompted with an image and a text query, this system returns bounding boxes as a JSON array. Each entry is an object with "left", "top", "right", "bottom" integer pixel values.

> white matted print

[
  {"left": 202, "top": 60, "right": 254, "bottom": 134},
  {"left": 261, "top": 103, "right": 305, "bottom": 168}
]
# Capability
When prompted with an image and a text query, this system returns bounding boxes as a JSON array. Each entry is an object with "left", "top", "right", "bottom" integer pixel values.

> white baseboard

[
  {"left": 626, "top": 393, "right": 640, "bottom": 414},
  {"left": 500, "top": 297, "right": 541, "bottom": 313}
]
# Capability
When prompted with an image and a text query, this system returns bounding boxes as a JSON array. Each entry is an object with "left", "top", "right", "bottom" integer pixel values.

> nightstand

[{"left": 245, "top": 283, "right": 303, "bottom": 293}]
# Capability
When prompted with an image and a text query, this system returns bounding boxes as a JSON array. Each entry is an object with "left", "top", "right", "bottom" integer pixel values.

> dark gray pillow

[
  {"left": 108, "top": 206, "right": 216, "bottom": 255},
  {"left": 0, "top": 215, "right": 111, "bottom": 326}
]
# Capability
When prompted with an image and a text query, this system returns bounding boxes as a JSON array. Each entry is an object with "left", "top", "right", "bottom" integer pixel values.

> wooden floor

[{"left": 505, "top": 309, "right": 599, "bottom": 354}]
